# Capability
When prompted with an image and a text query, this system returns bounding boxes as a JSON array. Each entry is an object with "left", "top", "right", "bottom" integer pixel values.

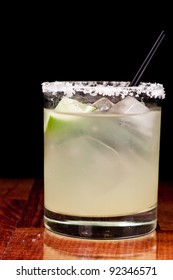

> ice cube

[
  {"left": 109, "top": 96, "right": 160, "bottom": 139},
  {"left": 93, "top": 97, "right": 114, "bottom": 112},
  {"left": 109, "top": 96, "right": 149, "bottom": 114}
]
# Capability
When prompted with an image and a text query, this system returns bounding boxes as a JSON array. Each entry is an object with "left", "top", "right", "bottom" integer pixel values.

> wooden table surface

[{"left": 0, "top": 179, "right": 173, "bottom": 260}]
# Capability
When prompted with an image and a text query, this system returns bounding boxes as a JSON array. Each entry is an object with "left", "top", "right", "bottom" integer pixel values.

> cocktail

[{"left": 42, "top": 81, "right": 165, "bottom": 239}]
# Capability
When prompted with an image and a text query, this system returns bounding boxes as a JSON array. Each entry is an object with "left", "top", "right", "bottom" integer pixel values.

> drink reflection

[{"left": 43, "top": 229, "right": 157, "bottom": 260}]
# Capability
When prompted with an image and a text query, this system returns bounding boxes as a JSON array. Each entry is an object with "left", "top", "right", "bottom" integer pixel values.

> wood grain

[
  {"left": 2, "top": 228, "right": 44, "bottom": 260},
  {"left": 0, "top": 179, "right": 35, "bottom": 259},
  {"left": 17, "top": 179, "right": 44, "bottom": 227},
  {"left": 157, "top": 230, "right": 173, "bottom": 259},
  {"left": 158, "top": 182, "right": 173, "bottom": 230}
]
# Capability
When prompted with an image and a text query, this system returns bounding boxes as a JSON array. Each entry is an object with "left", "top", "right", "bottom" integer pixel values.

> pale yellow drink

[{"left": 43, "top": 81, "right": 164, "bottom": 239}]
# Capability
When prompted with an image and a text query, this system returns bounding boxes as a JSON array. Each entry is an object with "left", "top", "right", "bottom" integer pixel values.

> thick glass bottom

[{"left": 44, "top": 206, "right": 157, "bottom": 239}]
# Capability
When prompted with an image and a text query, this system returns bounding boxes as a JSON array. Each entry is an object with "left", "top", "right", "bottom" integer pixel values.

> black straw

[{"left": 129, "top": 30, "right": 165, "bottom": 86}]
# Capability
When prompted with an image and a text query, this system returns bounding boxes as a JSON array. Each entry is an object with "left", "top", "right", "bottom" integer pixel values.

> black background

[{"left": 1, "top": 5, "right": 172, "bottom": 182}]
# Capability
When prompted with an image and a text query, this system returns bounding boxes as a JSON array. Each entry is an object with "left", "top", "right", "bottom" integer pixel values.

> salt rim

[{"left": 42, "top": 81, "right": 165, "bottom": 99}]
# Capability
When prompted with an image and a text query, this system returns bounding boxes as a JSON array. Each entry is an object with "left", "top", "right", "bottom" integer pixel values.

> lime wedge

[
  {"left": 44, "top": 97, "right": 96, "bottom": 135},
  {"left": 44, "top": 108, "right": 52, "bottom": 132},
  {"left": 54, "top": 97, "right": 96, "bottom": 113}
]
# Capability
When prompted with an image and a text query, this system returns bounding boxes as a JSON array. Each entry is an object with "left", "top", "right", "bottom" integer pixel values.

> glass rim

[{"left": 42, "top": 81, "right": 165, "bottom": 100}]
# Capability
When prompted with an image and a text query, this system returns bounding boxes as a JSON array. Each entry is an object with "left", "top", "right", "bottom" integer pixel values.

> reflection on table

[{"left": 43, "top": 229, "right": 157, "bottom": 260}]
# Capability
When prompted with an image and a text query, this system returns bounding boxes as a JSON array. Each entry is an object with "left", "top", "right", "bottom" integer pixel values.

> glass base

[{"left": 44, "top": 206, "right": 157, "bottom": 239}]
